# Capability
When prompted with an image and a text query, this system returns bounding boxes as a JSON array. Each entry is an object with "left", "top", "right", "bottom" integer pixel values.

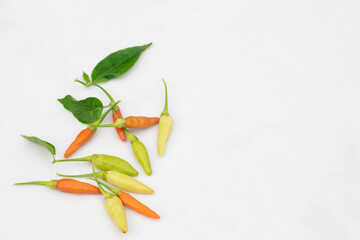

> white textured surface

[{"left": 1, "top": 1, "right": 360, "bottom": 239}]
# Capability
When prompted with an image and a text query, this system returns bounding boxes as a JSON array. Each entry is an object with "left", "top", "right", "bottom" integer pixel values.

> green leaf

[
  {"left": 58, "top": 95, "right": 103, "bottom": 124},
  {"left": 22, "top": 135, "right": 56, "bottom": 156},
  {"left": 83, "top": 72, "right": 90, "bottom": 83},
  {"left": 91, "top": 43, "right": 152, "bottom": 83}
]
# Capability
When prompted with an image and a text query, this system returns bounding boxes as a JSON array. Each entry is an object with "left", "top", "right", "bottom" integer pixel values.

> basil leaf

[
  {"left": 22, "top": 135, "right": 56, "bottom": 156},
  {"left": 58, "top": 95, "right": 103, "bottom": 124},
  {"left": 83, "top": 71, "right": 90, "bottom": 83},
  {"left": 91, "top": 43, "right": 152, "bottom": 83}
]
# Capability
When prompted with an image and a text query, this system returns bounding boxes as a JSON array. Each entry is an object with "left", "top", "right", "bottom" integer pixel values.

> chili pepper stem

[
  {"left": 92, "top": 160, "right": 112, "bottom": 197},
  {"left": 98, "top": 118, "right": 126, "bottom": 128},
  {"left": 161, "top": 78, "right": 169, "bottom": 116},
  {"left": 14, "top": 180, "right": 57, "bottom": 189},
  {"left": 90, "top": 100, "right": 121, "bottom": 127},
  {"left": 88, "top": 177, "right": 122, "bottom": 196},
  {"left": 123, "top": 128, "right": 138, "bottom": 144},
  {"left": 112, "top": 109, "right": 120, "bottom": 120},
  {"left": 52, "top": 155, "right": 94, "bottom": 164},
  {"left": 57, "top": 172, "right": 107, "bottom": 179}
]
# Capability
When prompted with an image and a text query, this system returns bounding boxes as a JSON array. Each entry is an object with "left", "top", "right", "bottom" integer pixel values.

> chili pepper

[
  {"left": 53, "top": 154, "right": 138, "bottom": 176},
  {"left": 158, "top": 78, "right": 173, "bottom": 156},
  {"left": 14, "top": 178, "right": 101, "bottom": 194},
  {"left": 100, "top": 116, "right": 159, "bottom": 129},
  {"left": 113, "top": 106, "right": 126, "bottom": 141},
  {"left": 57, "top": 171, "right": 154, "bottom": 194},
  {"left": 88, "top": 178, "right": 160, "bottom": 219},
  {"left": 64, "top": 100, "right": 120, "bottom": 158},
  {"left": 91, "top": 161, "right": 128, "bottom": 233},
  {"left": 124, "top": 116, "right": 159, "bottom": 128},
  {"left": 124, "top": 128, "right": 152, "bottom": 175}
]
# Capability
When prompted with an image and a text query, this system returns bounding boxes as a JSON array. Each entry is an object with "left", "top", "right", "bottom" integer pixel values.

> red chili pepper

[
  {"left": 14, "top": 178, "right": 101, "bottom": 194},
  {"left": 113, "top": 106, "right": 126, "bottom": 141}
]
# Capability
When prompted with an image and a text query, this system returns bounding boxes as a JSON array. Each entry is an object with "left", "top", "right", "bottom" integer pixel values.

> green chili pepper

[
  {"left": 157, "top": 78, "right": 173, "bottom": 156},
  {"left": 123, "top": 128, "right": 152, "bottom": 175},
  {"left": 53, "top": 154, "right": 138, "bottom": 176},
  {"left": 57, "top": 171, "right": 154, "bottom": 194}
]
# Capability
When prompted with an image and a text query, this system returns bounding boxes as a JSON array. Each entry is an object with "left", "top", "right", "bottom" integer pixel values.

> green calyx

[
  {"left": 161, "top": 78, "right": 169, "bottom": 117},
  {"left": 14, "top": 180, "right": 58, "bottom": 189},
  {"left": 123, "top": 128, "right": 138, "bottom": 144},
  {"left": 98, "top": 118, "right": 126, "bottom": 128}
]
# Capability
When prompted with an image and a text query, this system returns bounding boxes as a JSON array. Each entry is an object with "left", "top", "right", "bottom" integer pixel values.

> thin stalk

[
  {"left": 98, "top": 118, "right": 126, "bottom": 128},
  {"left": 161, "top": 78, "right": 169, "bottom": 116},
  {"left": 14, "top": 180, "right": 57, "bottom": 189},
  {"left": 74, "top": 79, "right": 86, "bottom": 86},
  {"left": 92, "top": 159, "right": 111, "bottom": 197},
  {"left": 57, "top": 172, "right": 101, "bottom": 178},
  {"left": 93, "top": 83, "right": 115, "bottom": 104},
  {"left": 91, "top": 100, "right": 120, "bottom": 127},
  {"left": 113, "top": 109, "right": 120, "bottom": 120},
  {"left": 88, "top": 177, "right": 122, "bottom": 195},
  {"left": 52, "top": 155, "right": 94, "bottom": 164}
]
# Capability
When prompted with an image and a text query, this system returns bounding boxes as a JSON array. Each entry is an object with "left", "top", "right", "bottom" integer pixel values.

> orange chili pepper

[
  {"left": 124, "top": 116, "right": 160, "bottom": 128},
  {"left": 14, "top": 178, "right": 101, "bottom": 194},
  {"left": 64, "top": 100, "right": 120, "bottom": 158},
  {"left": 113, "top": 106, "right": 126, "bottom": 141},
  {"left": 64, "top": 127, "right": 94, "bottom": 158},
  {"left": 119, "top": 192, "right": 160, "bottom": 219}
]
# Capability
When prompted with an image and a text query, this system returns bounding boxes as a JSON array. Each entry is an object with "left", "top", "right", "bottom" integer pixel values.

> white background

[{"left": 1, "top": 0, "right": 360, "bottom": 239}]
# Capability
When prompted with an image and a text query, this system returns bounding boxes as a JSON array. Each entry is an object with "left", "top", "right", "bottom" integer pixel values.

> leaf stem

[{"left": 92, "top": 83, "right": 116, "bottom": 104}]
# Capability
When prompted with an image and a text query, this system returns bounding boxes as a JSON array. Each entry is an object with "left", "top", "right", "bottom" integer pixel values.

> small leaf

[
  {"left": 58, "top": 95, "right": 103, "bottom": 124},
  {"left": 91, "top": 43, "right": 152, "bottom": 83},
  {"left": 22, "top": 135, "right": 56, "bottom": 156},
  {"left": 83, "top": 72, "right": 90, "bottom": 83}
]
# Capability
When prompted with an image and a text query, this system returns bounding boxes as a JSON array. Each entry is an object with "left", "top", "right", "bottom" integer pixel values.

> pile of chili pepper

[{"left": 15, "top": 43, "right": 173, "bottom": 234}]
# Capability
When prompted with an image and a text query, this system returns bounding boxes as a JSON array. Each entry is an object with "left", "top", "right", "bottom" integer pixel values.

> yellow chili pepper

[
  {"left": 158, "top": 78, "right": 173, "bottom": 156},
  {"left": 91, "top": 161, "right": 128, "bottom": 233},
  {"left": 105, "top": 195, "right": 128, "bottom": 233}
]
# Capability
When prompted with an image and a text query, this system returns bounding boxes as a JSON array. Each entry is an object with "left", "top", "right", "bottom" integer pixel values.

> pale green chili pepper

[
  {"left": 91, "top": 161, "right": 128, "bottom": 233},
  {"left": 123, "top": 128, "right": 152, "bottom": 175},
  {"left": 57, "top": 171, "right": 154, "bottom": 194},
  {"left": 53, "top": 154, "right": 138, "bottom": 176},
  {"left": 157, "top": 78, "right": 173, "bottom": 156}
]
